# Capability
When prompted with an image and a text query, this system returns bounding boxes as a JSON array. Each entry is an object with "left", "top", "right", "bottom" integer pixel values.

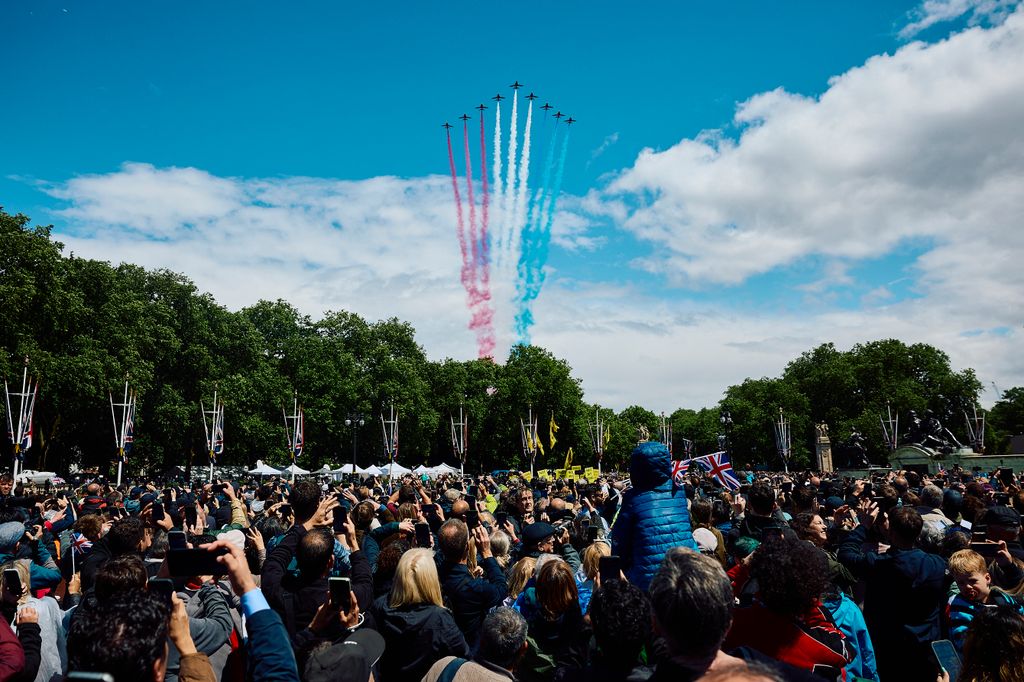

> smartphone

[
  {"left": 166, "top": 547, "right": 229, "bottom": 576},
  {"left": 3, "top": 568, "right": 23, "bottom": 597},
  {"left": 152, "top": 502, "right": 165, "bottom": 523},
  {"left": 168, "top": 530, "right": 188, "bottom": 551},
  {"left": 466, "top": 510, "right": 480, "bottom": 530},
  {"left": 148, "top": 578, "right": 175, "bottom": 608},
  {"left": 279, "top": 504, "right": 292, "bottom": 517},
  {"left": 599, "top": 555, "right": 622, "bottom": 585},
  {"left": 466, "top": 495, "right": 477, "bottom": 510},
  {"left": 781, "top": 482, "right": 793, "bottom": 494},
  {"left": 495, "top": 511, "right": 508, "bottom": 527},
  {"left": 184, "top": 505, "right": 198, "bottom": 528},
  {"left": 332, "top": 505, "right": 349, "bottom": 534},
  {"left": 415, "top": 522, "right": 432, "bottom": 547},
  {"left": 329, "top": 576, "right": 351, "bottom": 611},
  {"left": 931, "top": 639, "right": 962, "bottom": 682},
  {"left": 212, "top": 483, "right": 228, "bottom": 493},
  {"left": 587, "top": 525, "right": 600, "bottom": 542},
  {"left": 66, "top": 674, "right": 116, "bottom": 682},
  {"left": 998, "top": 468, "right": 1015, "bottom": 487},
  {"left": 971, "top": 541, "right": 1001, "bottom": 558}
]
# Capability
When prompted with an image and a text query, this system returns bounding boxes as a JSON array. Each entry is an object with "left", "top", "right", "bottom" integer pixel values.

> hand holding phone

[
  {"left": 329, "top": 577, "right": 352, "bottom": 611},
  {"left": 415, "top": 522, "right": 432, "bottom": 547},
  {"left": 599, "top": 555, "right": 622, "bottom": 585}
]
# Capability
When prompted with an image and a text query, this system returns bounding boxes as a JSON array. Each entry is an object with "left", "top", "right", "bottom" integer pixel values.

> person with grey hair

[
  {"left": 916, "top": 484, "right": 952, "bottom": 532},
  {"left": 647, "top": 548, "right": 818, "bottom": 682},
  {"left": 438, "top": 519, "right": 508, "bottom": 647},
  {"left": 421, "top": 607, "right": 528, "bottom": 681}
]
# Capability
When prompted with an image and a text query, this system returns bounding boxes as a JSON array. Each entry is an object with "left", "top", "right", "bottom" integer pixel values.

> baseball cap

[{"left": 304, "top": 629, "right": 385, "bottom": 682}]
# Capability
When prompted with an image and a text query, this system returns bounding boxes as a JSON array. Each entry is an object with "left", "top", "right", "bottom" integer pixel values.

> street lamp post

[
  {"left": 718, "top": 409, "right": 733, "bottom": 452},
  {"left": 345, "top": 412, "right": 365, "bottom": 473}
]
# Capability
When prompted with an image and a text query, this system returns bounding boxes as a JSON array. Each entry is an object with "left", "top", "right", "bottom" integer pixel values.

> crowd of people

[{"left": 1, "top": 439, "right": 1024, "bottom": 682}]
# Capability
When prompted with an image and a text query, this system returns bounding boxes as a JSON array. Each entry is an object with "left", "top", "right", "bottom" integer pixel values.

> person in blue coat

[{"left": 611, "top": 441, "right": 697, "bottom": 591}]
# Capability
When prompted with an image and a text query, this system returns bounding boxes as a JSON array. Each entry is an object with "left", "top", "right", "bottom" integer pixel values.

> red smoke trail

[
  {"left": 447, "top": 130, "right": 471, "bottom": 293},
  {"left": 449, "top": 127, "right": 495, "bottom": 359},
  {"left": 463, "top": 122, "right": 479, "bottom": 290}
]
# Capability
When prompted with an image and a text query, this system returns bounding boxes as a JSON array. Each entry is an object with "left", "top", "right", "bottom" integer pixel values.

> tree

[{"left": 989, "top": 387, "right": 1024, "bottom": 454}]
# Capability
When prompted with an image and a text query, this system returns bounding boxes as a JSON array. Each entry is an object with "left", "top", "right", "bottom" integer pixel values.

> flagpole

[{"left": 13, "top": 364, "right": 28, "bottom": 480}]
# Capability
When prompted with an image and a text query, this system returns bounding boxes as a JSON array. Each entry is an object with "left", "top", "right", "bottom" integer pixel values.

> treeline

[{"left": 1, "top": 208, "right": 1020, "bottom": 475}]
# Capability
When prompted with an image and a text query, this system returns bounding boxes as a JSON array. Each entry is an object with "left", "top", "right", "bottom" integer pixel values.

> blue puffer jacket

[{"left": 611, "top": 441, "right": 697, "bottom": 591}]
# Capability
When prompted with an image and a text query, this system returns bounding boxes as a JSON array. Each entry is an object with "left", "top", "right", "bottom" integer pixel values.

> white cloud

[
  {"left": 39, "top": 11, "right": 1024, "bottom": 414},
  {"left": 606, "top": 8, "right": 1024, "bottom": 326},
  {"left": 900, "top": 0, "right": 1019, "bottom": 38}
]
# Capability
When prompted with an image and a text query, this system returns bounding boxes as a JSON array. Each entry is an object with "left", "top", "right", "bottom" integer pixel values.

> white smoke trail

[
  {"left": 509, "top": 100, "right": 533, "bottom": 278},
  {"left": 499, "top": 90, "right": 518, "bottom": 273},
  {"left": 492, "top": 102, "right": 503, "bottom": 269}
]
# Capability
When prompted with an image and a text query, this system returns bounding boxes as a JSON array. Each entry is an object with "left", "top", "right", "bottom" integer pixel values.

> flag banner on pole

[
  {"left": 549, "top": 415, "right": 559, "bottom": 450},
  {"left": 692, "top": 451, "right": 741, "bottom": 490},
  {"left": 213, "top": 407, "right": 224, "bottom": 458},
  {"left": 293, "top": 409, "right": 304, "bottom": 462},
  {"left": 563, "top": 446, "right": 574, "bottom": 471}
]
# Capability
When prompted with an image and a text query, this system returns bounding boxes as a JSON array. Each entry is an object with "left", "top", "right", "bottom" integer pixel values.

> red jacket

[
  {"left": 0, "top": 618, "right": 25, "bottom": 682},
  {"left": 724, "top": 601, "right": 850, "bottom": 680}
]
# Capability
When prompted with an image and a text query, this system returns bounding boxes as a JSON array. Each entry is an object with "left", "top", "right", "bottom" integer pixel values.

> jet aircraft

[{"left": 510, "top": 81, "right": 523, "bottom": 89}]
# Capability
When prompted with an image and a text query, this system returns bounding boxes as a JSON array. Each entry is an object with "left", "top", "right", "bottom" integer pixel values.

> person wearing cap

[
  {"left": 304, "top": 628, "right": 384, "bottom": 682},
  {"left": 0, "top": 521, "right": 62, "bottom": 592},
  {"left": 982, "top": 505, "right": 1024, "bottom": 560},
  {"left": 611, "top": 441, "right": 698, "bottom": 592},
  {"left": 518, "top": 522, "right": 581, "bottom": 572},
  {"left": 421, "top": 607, "right": 529, "bottom": 682}
]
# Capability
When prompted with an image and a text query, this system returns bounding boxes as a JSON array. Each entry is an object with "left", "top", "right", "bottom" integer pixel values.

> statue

[
  {"left": 637, "top": 425, "right": 650, "bottom": 443},
  {"left": 815, "top": 423, "right": 830, "bottom": 440},
  {"left": 902, "top": 409, "right": 956, "bottom": 452},
  {"left": 836, "top": 429, "right": 870, "bottom": 468}
]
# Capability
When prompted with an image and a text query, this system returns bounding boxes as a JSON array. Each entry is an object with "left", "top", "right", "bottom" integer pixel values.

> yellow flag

[
  {"left": 525, "top": 428, "right": 535, "bottom": 453},
  {"left": 550, "top": 415, "right": 559, "bottom": 450},
  {"left": 603, "top": 423, "right": 611, "bottom": 446},
  {"left": 536, "top": 427, "right": 545, "bottom": 456},
  {"left": 563, "top": 446, "right": 574, "bottom": 470}
]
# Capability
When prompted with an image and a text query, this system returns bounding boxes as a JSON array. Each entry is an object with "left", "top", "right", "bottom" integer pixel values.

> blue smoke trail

[{"left": 515, "top": 128, "right": 569, "bottom": 344}]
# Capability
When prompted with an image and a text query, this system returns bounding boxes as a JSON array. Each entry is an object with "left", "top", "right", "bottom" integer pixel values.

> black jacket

[
  {"left": 439, "top": 558, "right": 508, "bottom": 646},
  {"left": 261, "top": 524, "right": 330, "bottom": 643},
  {"left": 370, "top": 599, "right": 469, "bottom": 681},
  {"left": 837, "top": 525, "right": 945, "bottom": 682}
]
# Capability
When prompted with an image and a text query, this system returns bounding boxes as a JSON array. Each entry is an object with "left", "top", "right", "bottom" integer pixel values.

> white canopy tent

[
  {"left": 247, "top": 460, "right": 281, "bottom": 476},
  {"left": 377, "top": 463, "right": 412, "bottom": 477},
  {"left": 360, "top": 465, "right": 382, "bottom": 476},
  {"left": 312, "top": 465, "right": 334, "bottom": 475},
  {"left": 280, "top": 463, "right": 311, "bottom": 476}
]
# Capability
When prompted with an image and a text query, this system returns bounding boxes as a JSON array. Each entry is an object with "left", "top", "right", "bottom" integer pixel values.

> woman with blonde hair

[
  {"left": 1, "top": 560, "right": 67, "bottom": 682},
  {"left": 489, "top": 529, "right": 512, "bottom": 569},
  {"left": 504, "top": 556, "right": 536, "bottom": 608},
  {"left": 575, "top": 541, "right": 610, "bottom": 614},
  {"left": 371, "top": 548, "right": 468, "bottom": 680}
]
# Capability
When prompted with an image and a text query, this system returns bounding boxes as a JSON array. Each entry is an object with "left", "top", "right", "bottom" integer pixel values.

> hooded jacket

[
  {"left": 611, "top": 442, "right": 697, "bottom": 591},
  {"left": 370, "top": 598, "right": 469, "bottom": 681}
]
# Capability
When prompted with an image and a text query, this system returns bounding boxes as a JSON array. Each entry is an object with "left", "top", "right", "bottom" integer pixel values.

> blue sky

[{"left": 2, "top": 0, "right": 1022, "bottom": 410}]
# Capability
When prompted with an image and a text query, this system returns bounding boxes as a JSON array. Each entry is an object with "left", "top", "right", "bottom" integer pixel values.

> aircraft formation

[{"left": 442, "top": 81, "right": 576, "bottom": 358}]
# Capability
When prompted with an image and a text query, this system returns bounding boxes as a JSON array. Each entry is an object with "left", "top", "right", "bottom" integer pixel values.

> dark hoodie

[
  {"left": 610, "top": 442, "right": 697, "bottom": 592},
  {"left": 370, "top": 597, "right": 469, "bottom": 681}
]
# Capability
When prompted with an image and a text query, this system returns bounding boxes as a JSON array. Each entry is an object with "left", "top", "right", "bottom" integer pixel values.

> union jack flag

[
  {"left": 672, "top": 459, "right": 691, "bottom": 485},
  {"left": 71, "top": 532, "right": 93, "bottom": 555},
  {"left": 693, "top": 451, "right": 741, "bottom": 491}
]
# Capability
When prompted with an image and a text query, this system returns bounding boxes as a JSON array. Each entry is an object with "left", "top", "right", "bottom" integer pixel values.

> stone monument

[{"left": 815, "top": 423, "right": 834, "bottom": 472}]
